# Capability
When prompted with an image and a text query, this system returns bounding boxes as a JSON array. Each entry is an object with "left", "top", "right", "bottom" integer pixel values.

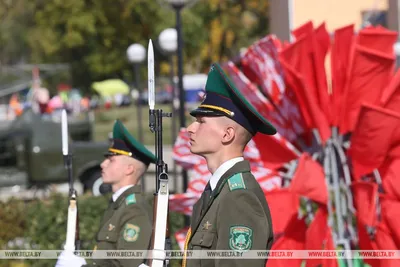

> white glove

[
  {"left": 55, "top": 250, "right": 87, "bottom": 267},
  {"left": 138, "top": 264, "right": 149, "bottom": 267}
]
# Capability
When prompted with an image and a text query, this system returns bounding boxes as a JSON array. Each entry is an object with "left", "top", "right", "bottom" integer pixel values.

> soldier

[
  {"left": 182, "top": 63, "right": 277, "bottom": 267},
  {"left": 55, "top": 119, "right": 155, "bottom": 267}
]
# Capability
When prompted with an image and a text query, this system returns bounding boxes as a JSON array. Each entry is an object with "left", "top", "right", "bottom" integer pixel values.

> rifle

[
  {"left": 61, "top": 109, "right": 80, "bottom": 252},
  {"left": 147, "top": 39, "right": 172, "bottom": 267}
]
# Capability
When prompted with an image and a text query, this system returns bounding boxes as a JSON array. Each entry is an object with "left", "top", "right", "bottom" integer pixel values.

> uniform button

[{"left": 106, "top": 236, "right": 109, "bottom": 240}]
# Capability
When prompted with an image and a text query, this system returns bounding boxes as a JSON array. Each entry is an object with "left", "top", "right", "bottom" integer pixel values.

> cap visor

[
  {"left": 104, "top": 152, "right": 117, "bottom": 158},
  {"left": 190, "top": 107, "right": 226, "bottom": 117}
]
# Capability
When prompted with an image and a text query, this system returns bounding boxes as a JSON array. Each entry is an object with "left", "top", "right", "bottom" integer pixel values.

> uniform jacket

[
  {"left": 185, "top": 160, "right": 274, "bottom": 267},
  {"left": 84, "top": 185, "right": 152, "bottom": 267}
]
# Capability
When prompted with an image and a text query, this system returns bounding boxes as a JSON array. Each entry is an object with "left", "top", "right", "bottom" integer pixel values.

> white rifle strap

[
  {"left": 64, "top": 199, "right": 77, "bottom": 252},
  {"left": 151, "top": 178, "right": 169, "bottom": 267}
]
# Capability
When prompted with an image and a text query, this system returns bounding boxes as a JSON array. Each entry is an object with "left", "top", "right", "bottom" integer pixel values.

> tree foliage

[{"left": 0, "top": 0, "right": 270, "bottom": 91}]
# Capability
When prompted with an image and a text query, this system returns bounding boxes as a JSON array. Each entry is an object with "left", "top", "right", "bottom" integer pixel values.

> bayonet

[
  {"left": 147, "top": 39, "right": 172, "bottom": 267},
  {"left": 61, "top": 109, "right": 80, "bottom": 252}
]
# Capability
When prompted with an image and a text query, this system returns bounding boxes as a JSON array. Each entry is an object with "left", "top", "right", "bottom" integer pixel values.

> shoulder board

[
  {"left": 125, "top": 194, "right": 136, "bottom": 205},
  {"left": 227, "top": 173, "right": 246, "bottom": 191}
]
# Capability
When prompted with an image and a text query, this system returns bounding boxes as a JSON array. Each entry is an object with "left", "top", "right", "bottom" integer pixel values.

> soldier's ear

[
  {"left": 124, "top": 161, "right": 136, "bottom": 176},
  {"left": 222, "top": 126, "right": 235, "bottom": 144}
]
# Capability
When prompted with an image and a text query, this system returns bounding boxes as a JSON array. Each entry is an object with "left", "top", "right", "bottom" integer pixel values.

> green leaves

[
  {"left": 1, "top": 0, "right": 271, "bottom": 90},
  {"left": 0, "top": 193, "right": 186, "bottom": 267}
]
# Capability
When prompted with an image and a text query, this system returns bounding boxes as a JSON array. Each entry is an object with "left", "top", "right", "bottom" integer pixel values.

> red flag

[
  {"left": 292, "top": 20, "right": 314, "bottom": 39},
  {"left": 356, "top": 218, "right": 381, "bottom": 267},
  {"left": 290, "top": 22, "right": 332, "bottom": 125},
  {"left": 305, "top": 206, "right": 328, "bottom": 267},
  {"left": 252, "top": 132, "right": 299, "bottom": 170},
  {"left": 374, "top": 221, "right": 400, "bottom": 266},
  {"left": 380, "top": 197, "right": 400, "bottom": 248},
  {"left": 257, "top": 36, "right": 308, "bottom": 136},
  {"left": 313, "top": 23, "right": 332, "bottom": 125},
  {"left": 381, "top": 68, "right": 400, "bottom": 112},
  {"left": 266, "top": 215, "right": 307, "bottom": 267},
  {"left": 348, "top": 103, "right": 400, "bottom": 179},
  {"left": 357, "top": 26, "right": 398, "bottom": 55},
  {"left": 224, "top": 61, "right": 297, "bottom": 141},
  {"left": 280, "top": 35, "right": 331, "bottom": 144},
  {"left": 330, "top": 24, "right": 355, "bottom": 127},
  {"left": 290, "top": 153, "right": 328, "bottom": 205},
  {"left": 321, "top": 230, "right": 338, "bottom": 267},
  {"left": 340, "top": 45, "right": 396, "bottom": 134},
  {"left": 379, "top": 157, "right": 400, "bottom": 201},
  {"left": 350, "top": 181, "right": 378, "bottom": 227},
  {"left": 314, "top": 22, "right": 331, "bottom": 57},
  {"left": 265, "top": 189, "right": 300, "bottom": 235}
]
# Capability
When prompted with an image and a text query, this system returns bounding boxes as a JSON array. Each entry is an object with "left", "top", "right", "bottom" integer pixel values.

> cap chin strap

[
  {"left": 198, "top": 104, "right": 234, "bottom": 117},
  {"left": 108, "top": 148, "right": 132, "bottom": 156}
]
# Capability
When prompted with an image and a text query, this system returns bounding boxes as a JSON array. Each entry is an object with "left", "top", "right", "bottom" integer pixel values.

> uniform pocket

[
  {"left": 97, "top": 227, "right": 119, "bottom": 243},
  {"left": 191, "top": 231, "right": 216, "bottom": 248}
]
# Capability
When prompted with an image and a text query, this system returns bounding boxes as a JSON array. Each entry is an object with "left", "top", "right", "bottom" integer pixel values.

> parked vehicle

[{"left": 0, "top": 108, "right": 111, "bottom": 196}]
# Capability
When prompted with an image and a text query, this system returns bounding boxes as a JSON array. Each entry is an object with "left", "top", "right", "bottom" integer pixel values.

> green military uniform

[
  {"left": 183, "top": 63, "right": 277, "bottom": 267},
  {"left": 89, "top": 185, "right": 152, "bottom": 267},
  {"left": 84, "top": 120, "right": 156, "bottom": 267},
  {"left": 186, "top": 161, "right": 274, "bottom": 267}
]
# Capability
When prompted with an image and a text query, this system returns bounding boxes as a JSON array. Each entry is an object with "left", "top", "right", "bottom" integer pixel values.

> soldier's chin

[{"left": 189, "top": 147, "right": 205, "bottom": 156}]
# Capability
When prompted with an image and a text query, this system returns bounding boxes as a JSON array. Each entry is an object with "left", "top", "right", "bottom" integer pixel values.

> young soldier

[
  {"left": 182, "top": 63, "right": 276, "bottom": 267},
  {"left": 56, "top": 120, "right": 155, "bottom": 267}
]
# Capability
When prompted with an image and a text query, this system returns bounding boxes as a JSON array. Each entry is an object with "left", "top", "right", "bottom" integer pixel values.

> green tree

[
  {"left": 189, "top": 0, "right": 270, "bottom": 71},
  {"left": 2, "top": 0, "right": 270, "bottom": 90},
  {"left": 0, "top": 0, "right": 35, "bottom": 66},
  {"left": 29, "top": 0, "right": 175, "bottom": 89}
]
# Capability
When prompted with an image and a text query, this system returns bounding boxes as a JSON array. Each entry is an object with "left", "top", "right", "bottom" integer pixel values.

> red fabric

[
  {"left": 330, "top": 24, "right": 355, "bottom": 127},
  {"left": 313, "top": 23, "right": 332, "bottom": 126},
  {"left": 279, "top": 55, "right": 331, "bottom": 144},
  {"left": 348, "top": 103, "right": 400, "bottom": 179},
  {"left": 256, "top": 36, "right": 309, "bottom": 139},
  {"left": 381, "top": 68, "right": 400, "bottom": 112},
  {"left": 314, "top": 23, "right": 331, "bottom": 57},
  {"left": 281, "top": 34, "right": 319, "bottom": 113},
  {"left": 266, "top": 215, "right": 307, "bottom": 267},
  {"left": 380, "top": 197, "right": 400, "bottom": 248},
  {"left": 374, "top": 216, "right": 400, "bottom": 266},
  {"left": 357, "top": 217, "right": 400, "bottom": 267},
  {"left": 252, "top": 133, "right": 299, "bottom": 170},
  {"left": 356, "top": 219, "right": 381, "bottom": 267},
  {"left": 264, "top": 189, "right": 300, "bottom": 235},
  {"left": 305, "top": 206, "right": 328, "bottom": 267},
  {"left": 289, "top": 22, "right": 332, "bottom": 129},
  {"left": 357, "top": 26, "right": 398, "bottom": 55},
  {"left": 225, "top": 61, "right": 297, "bottom": 141},
  {"left": 379, "top": 157, "right": 400, "bottom": 201},
  {"left": 340, "top": 45, "right": 396, "bottom": 134},
  {"left": 350, "top": 181, "right": 378, "bottom": 227},
  {"left": 290, "top": 153, "right": 328, "bottom": 205},
  {"left": 321, "top": 230, "right": 338, "bottom": 267},
  {"left": 292, "top": 20, "right": 314, "bottom": 39}
]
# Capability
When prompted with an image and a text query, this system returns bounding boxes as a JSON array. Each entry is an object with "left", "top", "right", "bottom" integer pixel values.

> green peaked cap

[
  {"left": 106, "top": 120, "right": 156, "bottom": 165},
  {"left": 190, "top": 63, "right": 277, "bottom": 135}
]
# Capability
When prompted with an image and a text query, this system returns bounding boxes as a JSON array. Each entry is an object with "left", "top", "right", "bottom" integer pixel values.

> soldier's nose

[{"left": 187, "top": 122, "right": 195, "bottom": 134}]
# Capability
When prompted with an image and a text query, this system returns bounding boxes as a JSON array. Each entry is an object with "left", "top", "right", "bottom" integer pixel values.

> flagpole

[
  {"left": 333, "top": 140, "right": 357, "bottom": 243},
  {"left": 328, "top": 140, "right": 353, "bottom": 267},
  {"left": 323, "top": 145, "right": 336, "bottom": 241}
]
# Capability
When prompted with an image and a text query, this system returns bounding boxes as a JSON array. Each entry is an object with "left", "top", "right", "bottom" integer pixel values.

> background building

[{"left": 270, "top": 0, "right": 396, "bottom": 40}]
